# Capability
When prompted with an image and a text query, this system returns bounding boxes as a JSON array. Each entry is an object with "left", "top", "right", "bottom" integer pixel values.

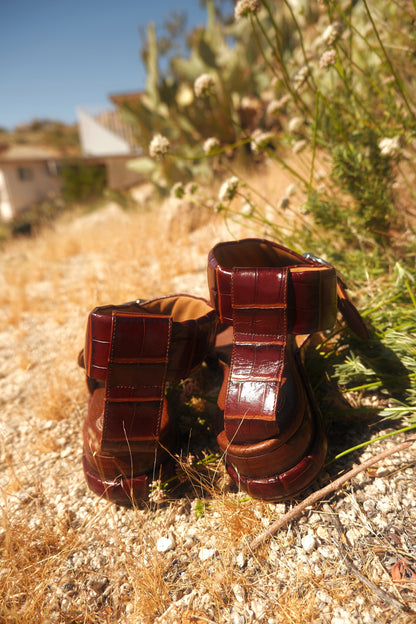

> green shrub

[{"left": 60, "top": 160, "right": 107, "bottom": 202}]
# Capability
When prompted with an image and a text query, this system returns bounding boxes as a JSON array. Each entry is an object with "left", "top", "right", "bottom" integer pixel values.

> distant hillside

[{"left": 0, "top": 119, "right": 80, "bottom": 156}]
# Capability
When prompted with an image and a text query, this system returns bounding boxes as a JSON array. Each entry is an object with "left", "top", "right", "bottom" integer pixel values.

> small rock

[
  {"left": 376, "top": 497, "right": 395, "bottom": 514},
  {"left": 316, "top": 526, "right": 329, "bottom": 540},
  {"left": 301, "top": 534, "right": 316, "bottom": 553},
  {"left": 373, "top": 478, "right": 387, "bottom": 494},
  {"left": 251, "top": 598, "right": 266, "bottom": 618},
  {"left": 156, "top": 535, "right": 175, "bottom": 553},
  {"left": 236, "top": 552, "right": 245, "bottom": 568},
  {"left": 363, "top": 499, "right": 376, "bottom": 513},
  {"left": 231, "top": 609, "right": 245, "bottom": 624},
  {"left": 199, "top": 547, "right": 216, "bottom": 562},
  {"left": 232, "top": 583, "right": 245, "bottom": 603},
  {"left": 346, "top": 528, "right": 361, "bottom": 546}
]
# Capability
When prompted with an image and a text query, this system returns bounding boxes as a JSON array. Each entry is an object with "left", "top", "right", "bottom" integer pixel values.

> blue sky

[{"left": 0, "top": 1, "right": 209, "bottom": 129}]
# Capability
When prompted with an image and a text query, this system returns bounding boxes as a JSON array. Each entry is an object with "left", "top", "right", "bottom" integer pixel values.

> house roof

[
  {"left": 108, "top": 91, "right": 144, "bottom": 107},
  {"left": 0, "top": 144, "right": 61, "bottom": 165}
]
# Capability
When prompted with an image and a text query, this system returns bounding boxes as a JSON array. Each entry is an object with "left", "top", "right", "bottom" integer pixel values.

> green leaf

[
  {"left": 198, "top": 38, "right": 218, "bottom": 68},
  {"left": 127, "top": 157, "right": 155, "bottom": 174}
]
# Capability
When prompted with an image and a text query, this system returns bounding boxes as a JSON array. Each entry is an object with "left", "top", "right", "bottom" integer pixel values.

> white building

[{"left": 0, "top": 145, "right": 62, "bottom": 221}]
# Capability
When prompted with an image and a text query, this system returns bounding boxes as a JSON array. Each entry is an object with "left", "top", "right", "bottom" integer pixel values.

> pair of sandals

[{"left": 79, "top": 238, "right": 368, "bottom": 505}]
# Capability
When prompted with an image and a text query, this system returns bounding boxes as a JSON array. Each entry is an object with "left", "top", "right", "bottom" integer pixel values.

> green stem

[
  {"left": 308, "top": 90, "right": 320, "bottom": 203},
  {"left": 282, "top": 0, "right": 318, "bottom": 93},
  {"left": 325, "top": 423, "right": 416, "bottom": 467},
  {"left": 361, "top": 0, "right": 416, "bottom": 122},
  {"left": 405, "top": 279, "right": 416, "bottom": 308},
  {"left": 253, "top": 10, "right": 310, "bottom": 116}
]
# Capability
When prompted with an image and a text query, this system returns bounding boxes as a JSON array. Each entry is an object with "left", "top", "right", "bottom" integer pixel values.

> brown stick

[
  {"left": 324, "top": 503, "right": 410, "bottom": 613},
  {"left": 248, "top": 437, "right": 416, "bottom": 552}
]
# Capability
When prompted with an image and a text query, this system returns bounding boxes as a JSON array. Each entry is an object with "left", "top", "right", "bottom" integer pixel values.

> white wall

[
  {"left": 0, "top": 161, "right": 62, "bottom": 219},
  {"left": 0, "top": 169, "right": 13, "bottom": 221},
  {"left": 77, "top": 108, "right": 131, "bottom": 156}
]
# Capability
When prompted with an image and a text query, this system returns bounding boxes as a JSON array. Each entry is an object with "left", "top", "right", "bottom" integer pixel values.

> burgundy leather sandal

[
  {"left": 207, "top": 238, "right": 368, "bottom": 501},
  {"left": 79, "top": 295, "right": 217, "bottom": 505}
]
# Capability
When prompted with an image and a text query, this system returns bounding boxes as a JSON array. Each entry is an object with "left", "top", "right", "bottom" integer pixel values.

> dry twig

[
  {"left": 248, "top": 437, "right": 416, "bottom": 551},
  {"left": 324, "top": 502, "right": 411, "bottom": 613}
]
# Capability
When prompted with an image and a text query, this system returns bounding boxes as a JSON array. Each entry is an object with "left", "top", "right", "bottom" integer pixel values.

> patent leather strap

[
  {"left": 225, "top": 266, "right": 290, "bottom": 442},
  {"left": 82, "top": 295, "right": 218, "bottom": 453},
  {"left": 84, "top": 298, "right": 218, "bottom": 386},
  {"left": 207, "top": 238, "right": 368, "bottom": 339},
  {"left": 102, "top": 312, "right": 172, "bottom": 451}
]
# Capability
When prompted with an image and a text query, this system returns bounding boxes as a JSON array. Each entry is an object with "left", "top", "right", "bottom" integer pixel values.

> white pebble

[
  {"left": 156, "top": 535, "right": 175, "bottom": 553},
  {"left": 301, "top": 534, "right": 316, "bottom": 553},
  {"left": 236, "top": 552, "right": 245, "bottom": 568},
  {"left": 232, "top": 583, "right": 245, "bottom": 603},
  {"left": 316, "top": 526, "right": 330, "bottom": 540},
  {"left": 346, "top": 528, "right": 361, "bottom": 546},
  {"left": 373, "top": 478, "right": 387, "bottom": 494},
  {"left": 199, "top": 547, "right": 216, "bottom": 562},
  {"left": 362, "top": 499, "right": 376, "bottom": 513}
]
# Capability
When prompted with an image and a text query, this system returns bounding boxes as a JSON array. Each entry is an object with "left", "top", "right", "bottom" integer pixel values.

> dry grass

[{"left": 1, "top": 172, "right": 415, "bottom": 623}]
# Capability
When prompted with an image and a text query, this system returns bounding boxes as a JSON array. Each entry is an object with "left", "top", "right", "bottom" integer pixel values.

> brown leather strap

[
  {"left": 81, "top": 295, "right": 218, "bottom": 453},
  {"left": 225, "top": 267, "right": 289, "bottom": 441},
  {"left": 336, "top": 280, "right": 369, "bottom": 339},
  {"left": 207, "top": 238, "right": 368, "bottom": 338},
  {"left": 101, "top": 312, "right": 172, "bottom": 449},
  {"left": 83, "top": 295, "right": 218, "bottom": 383}
]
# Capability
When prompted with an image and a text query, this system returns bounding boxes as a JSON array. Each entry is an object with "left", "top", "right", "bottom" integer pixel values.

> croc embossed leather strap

[
  {"left": 80, "top": 295, "right": 217, "bottom": 505},
  {"left": 207, "top": 238, "right": 368, "bottom": 501}
]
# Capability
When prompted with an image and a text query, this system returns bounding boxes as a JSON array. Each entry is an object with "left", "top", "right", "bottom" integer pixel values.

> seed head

[
  {"left": 320, "top": 49, "right": 336, "bottom": 69},
  {"left": 241, "top": 201, "right": 254, "bottom": 217},
  {"left": 203, "top": 137, "right": 220, "bottom": 154},
  {"left": 250, "top": 129, "right": 275, "bottom": 153},
  {"left": 149, "top": 480, "right": 167, "bottom": 503},
  {"left": 288, "top": 116, "right": 304, "bottom": 134},
  {"left": 235, "top": 0, "right": 261, "bottom": 20},
  {"left": 292, "top": 139, "right": 308, "bottom": 154},
  {"left": 194, "top": 73, "right": 215, "bottom": 98},
  {"left": 218, "top": 176, "right": 240, "bottom": 202},
  {"left": 149, "top": 134, "right": 170, "bottom": 158},
  {"left": 293, "top": 65, "right": 309, "bottom": 91},
  {"left": 266, "top": 96, "right": 290, "bottom": 116},
  {"left": 378, "top": 136, "right": 400, "bottom": 158},
  {"left": 322, "top": 22, "right": 342, "bottom": 47}
]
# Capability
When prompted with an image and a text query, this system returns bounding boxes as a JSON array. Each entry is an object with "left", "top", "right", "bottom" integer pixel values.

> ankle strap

[
  {"left": 81, "top": 295, "right": 217, "bottom": 451},
  {"left": 208, "top": 238, "right": 368, "bottom": 338},
  {"left": 83, "top": 295, "right": 218, "bottom": 384}
]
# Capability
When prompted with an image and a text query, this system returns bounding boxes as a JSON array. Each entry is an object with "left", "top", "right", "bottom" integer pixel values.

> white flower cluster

[
  {"left": 203, "top": 137, "right": 220, "bottom": 154},
  {"left": 288, "top": 116, "right": 304, "bottom": 134},
  {"left": 320, "top": 49, "right": 336, "bottom": 69},
  {"left": 218, "top": 176, "right": 240, "bottom": 202},
  {"left": 171, "top": 181, "right": 199, "bottom": 198},
  {"left": 148, "top": 480, "right": 166, "bottom": 503},
  {"left": 378, "top": 136, "right": 400, "bottom": 158},
  {"left": 266, "top": 95, "right": 290, "bottom": 116},
  {"left": 322, "top": 22, "right": 342, "bottom": 47},
  {"left": 194, "top": 73, "right": 215, "bottom": 98},
  {"left": 235, "top": 0, "right": 261, "bottom": 20},
  {"left": 293, "top": 65, "right": 309, "bottom": 91},
  {"left": 149, "top": 133, "right": 170, "bottom": 158},
  {"left": 292, "top": 139, "right": 307, "bottom": 154},
  {"left": 250, "top": 129, "right": 275, "bottom": 153}
]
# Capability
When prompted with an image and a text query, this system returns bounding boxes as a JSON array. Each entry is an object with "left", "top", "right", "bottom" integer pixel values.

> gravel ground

[{"left": 1, "top": 199, "right": 415, "bottom": 623}]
